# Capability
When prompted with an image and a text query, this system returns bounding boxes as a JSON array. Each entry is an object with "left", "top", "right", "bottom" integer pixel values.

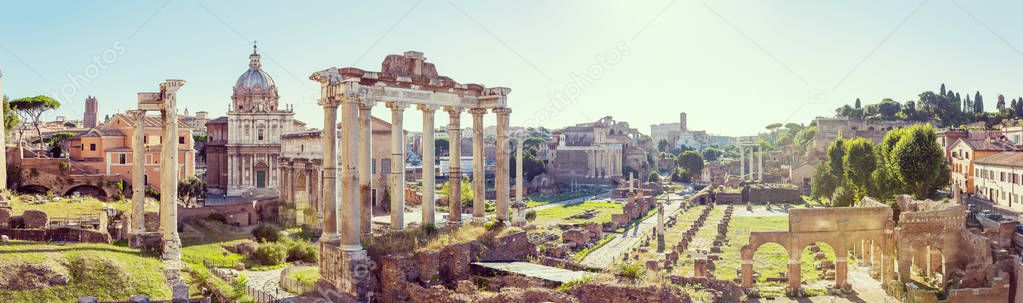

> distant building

[
  {"left": 179, "top": 109, "right": 209, "bottom": 135},
  {"left": 949, "top": 138, "right": 1018, "bottom": 194},
  {"left": 84, "top": 96, "right": 98, "bottom": 128},
  {"left": 973, "top": 151, "right": 1023, "bottom": 210},
  {"left": 811, "top": 117, "right": 919, "bottom": 159},
  {"left": 547, "top": 116, "right": 645, "bottom": 184},
  {"left": 66, "top": 112, "right": 195, "bottom": 189},
  {"left": 205, "top": 45, "right": 305, "bottom": 197}
]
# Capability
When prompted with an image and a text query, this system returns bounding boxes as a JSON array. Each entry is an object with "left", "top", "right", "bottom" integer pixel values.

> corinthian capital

[{"left": 311, "top": 67, "right": 345, "bottom": 107}]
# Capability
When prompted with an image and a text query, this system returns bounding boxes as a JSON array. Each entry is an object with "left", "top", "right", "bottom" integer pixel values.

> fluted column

[
  {"left": 513, "top": 137, "right": 526, "bottom": 225},
  {"left": 445, "top": 107, "right": 463, "bottom": 225},
  {"left": 340, "top": 96, "right": 362, "bottom": 250},
  {"left": 469, "top": 108, "right": 487, "bottom": 223},
  {"left": 493, "top": 107, "right": 511, "bottom": 222},
  {"left": 159, "top": 80, "right": 184, "bottom": 261},
  {"left": 0, "top": 69, "right": 6, "bottom": 193},
  {"left": 130, "top": 110, "right": 146, "bottom": 234},
  {"left": 387, "top": 102, "right": 407, "bottom": 231},
  {"left": 739, "top": 145, "right": 745, "bottom": 180},
  {"left": 318, "top": 97, "right": 340, "bottom": 242},
  {"left": 418, "top": 105, "right": 438, "bottom": 226},
  {"left": 358, "top": 103, "right": 374, "bottom": 234}
]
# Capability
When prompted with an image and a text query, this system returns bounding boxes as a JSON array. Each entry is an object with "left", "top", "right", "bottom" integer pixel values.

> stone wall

[
  {"left": 176, "top": 198, "right": 279, "bottom": 227},
  {"left": 0, "top": 227, "right": 111, "bottom": 243},
  {"left": 569, "top": 283, "right": 691, "bottom": 303},
  {"left": 22, "top": 210, "right": 48, "bottom": 229},
  {"left": 746, "top": 185, "right": 801, "bottom": 203}
]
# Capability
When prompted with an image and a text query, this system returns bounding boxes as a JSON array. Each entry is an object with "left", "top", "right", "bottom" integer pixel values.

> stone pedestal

[
  {"left": 835, "top": 258, "right": 848, "bottom": 289},
  {"left": 319, "top": 241, "right": 374, "bottom": 301},
  {"left": 787, "top": 260, "right": 801, "bottom": 290},
  {"left": 741, "top": 261, "right": 753, "bottom": 288}
]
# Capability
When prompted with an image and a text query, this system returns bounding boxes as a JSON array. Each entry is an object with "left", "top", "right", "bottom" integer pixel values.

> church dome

[
  {"left": 231, "top": 44, "right": 280, "bottom": 113},
  {"left": 234, "top": 47, "right": 276, "bottom": 91}
]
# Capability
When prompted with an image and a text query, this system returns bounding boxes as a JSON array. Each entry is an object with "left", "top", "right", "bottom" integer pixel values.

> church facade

[{"left": 206, "top": 46, "right": 305, "bottom": 196}]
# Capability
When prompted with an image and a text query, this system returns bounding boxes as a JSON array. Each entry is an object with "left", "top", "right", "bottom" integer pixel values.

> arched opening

[
  {"left": 64, "top": 185, "right": 108, "bottom": 200},
  {"left": 17, "top": 184, "right": 51, "bottom": 195},
  {"left": 800, "top": 242, "right": 837, "bottom": 292},
  {"left": 749, "top": 242, "right": 789, "bottom": 293},
  {"left": 910, "top": 245, "right": 946, "bottom": 290}
]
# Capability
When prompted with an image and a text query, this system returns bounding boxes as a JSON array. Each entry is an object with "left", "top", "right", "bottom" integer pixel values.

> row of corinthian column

[{"left": 314, "top": 83, "right": 516, "bottom": 252}]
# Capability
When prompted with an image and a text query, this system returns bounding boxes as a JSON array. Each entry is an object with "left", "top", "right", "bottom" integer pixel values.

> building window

[
  {"left": 381, "top": 159, "right": 391, "bottom": 174},
  {"left": 258, "top": 129, "right": 264, "bottom": 141},
  {"left": 119, "top": 154, "right": 126, "bottom": 164},
  {"left": 89, "top": 144, "right": 96, "bottom": 151},
  {"left": 144, "top": 136, "right": 148, "bottom": 144},
  {"left": 179, "top": 136, "right": 185, "bottom": 144},
  {"left": 371, "top": 159, "right": 377, "bottom": 173}
]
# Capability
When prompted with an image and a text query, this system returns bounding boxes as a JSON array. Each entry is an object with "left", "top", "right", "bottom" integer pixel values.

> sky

[{"left": 2, "top": 1, "right": 1023, "bottom": 136}]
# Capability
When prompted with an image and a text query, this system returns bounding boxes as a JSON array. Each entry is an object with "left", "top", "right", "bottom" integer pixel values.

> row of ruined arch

[{"left": 740, "top": 231, "right": 955, "bottom": 291}]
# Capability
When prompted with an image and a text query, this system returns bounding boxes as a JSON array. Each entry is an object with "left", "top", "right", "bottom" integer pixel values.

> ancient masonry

[
  {"left": 310, "top": 51, "right": 519, "bottom": 300},
  {"left": 126, "top": 80, "right": 185, "bottom": 264}
]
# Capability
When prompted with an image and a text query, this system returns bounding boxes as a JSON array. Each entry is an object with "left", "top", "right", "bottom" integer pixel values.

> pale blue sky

[{"left": 2, "top": 1, "right": 1022, "bottom": 136}]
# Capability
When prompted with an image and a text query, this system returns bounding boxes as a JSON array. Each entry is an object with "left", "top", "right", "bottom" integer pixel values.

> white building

[{"left": 974, "top": 151, "right": 1023, "bottom": 211}]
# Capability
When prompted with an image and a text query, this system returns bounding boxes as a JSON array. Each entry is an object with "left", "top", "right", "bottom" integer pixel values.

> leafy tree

[
  {"left": 9, "top": 95, "right": 61, "bottom": 143},
  {"left": 434, "top": 138, "right": 449, "bottom": 158},
  {"left": 854, "top": 98, "right": 862, "bottom": 109},
  {"left": 997, "top": 94, "right": 1006, "bottom": 111},
  {"left": 701, "top": 148, "right": 722, "bottom": 162},
  {"left": 676, "top": 151, "right": 704, "bottom": 179},
  {"left": 886, "top": 124, "right": 949, "bottom": 199},
  {"left": 35, "top": 131, "right": 75, "bottom": 158},
  {"left": 974, "top": 91, "right": 984, "bottom": 113},
  {"left": 671, "top": 167, "right": 691, "bottom": 183},
  {"left": 439, "top": 178, "right": 473, "bottom": 207},
  {"left": 826, "top": 138, "right": 846, "bottom": 177},
  {"left": 509, "top": 146, "right": 546, "bottom": 181},
  {"left": 2, "top": 96, "right": 19, "bottom": 138},
  {"left": 178, "top": 176, "right": 207, "bottom": 207},
  {"left": 842, "top": 138, "right": 876, "bottom": 201},
  {"left": 831, "top": 186, "right": 854, "bottom": 207},
  {"left": 811, "top": 164, "right": 839, "bottom": 201},
  {"left": 646, "top": 172, "right": 660, "bottom": 183},
  {"left": 657, "top": 139, "right": 670, "bottom": 153}
]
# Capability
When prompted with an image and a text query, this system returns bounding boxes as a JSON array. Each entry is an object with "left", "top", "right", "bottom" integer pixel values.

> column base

[
  {"left": 319, "top": 241, "right": 375, "bottom": 301},
  {"left": 471, "top": 216, "right": 487, "bottom": 225}
]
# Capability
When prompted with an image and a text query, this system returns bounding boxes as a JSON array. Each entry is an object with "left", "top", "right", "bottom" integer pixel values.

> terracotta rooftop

[
  {"left": 974, "top": 151, "right": 1023, "bottom": 167},
  {"left": 955, "top": 138, "right": 1017, "bottom": 151},
  {"left": 112, "top": 113, "right": 191, "bottom": 128}
]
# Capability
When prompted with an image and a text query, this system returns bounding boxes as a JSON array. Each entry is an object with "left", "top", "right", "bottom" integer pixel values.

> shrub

[
  {"left": 525, "top": 210, "right": 537, "bottom": 221},
  {"left": 252, "top": 242, "right": 287, "bottom": 266},
  {"left": 617, "top": 262, "right": 645, "bottom": 281},
  {"left": 831, "top": 186, "right": 854, "bottom": 207},
  {"left": 286, "top": 239, "right": 318, "bottom": 263},
  {"left": 206, "top": 213, "right": 228, "bottom": 224},
  {"left": 252, "top": 224, "right": 281, "bottom": 243}
]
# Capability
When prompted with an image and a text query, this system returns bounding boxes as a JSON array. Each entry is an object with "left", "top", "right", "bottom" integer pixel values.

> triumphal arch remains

[{"left": 310, "top": 51, "right": 513, "bottom": 300}]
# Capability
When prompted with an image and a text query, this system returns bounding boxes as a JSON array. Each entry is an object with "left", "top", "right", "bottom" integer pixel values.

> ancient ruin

[{"left": 310, "top": 51, "right": 513, "bottom": 300}]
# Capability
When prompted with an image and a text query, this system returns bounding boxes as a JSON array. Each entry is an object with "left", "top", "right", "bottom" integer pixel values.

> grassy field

[
  {"left": 526, "top": 189, "right": 605, "bottom": 208},
  {"left": 533, "top": 201, "right": 622, "bottom": 226},
  {"left": 9, "top": 194, "right": 159, "bottom": 217},
  {"left": 0, "top": 241, "right": 170, "bottom": 302}
]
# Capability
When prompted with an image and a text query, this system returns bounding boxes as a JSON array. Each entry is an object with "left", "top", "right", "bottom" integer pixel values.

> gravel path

[{"left": 578, "top": 192, "right": 686, "bottom": 268}]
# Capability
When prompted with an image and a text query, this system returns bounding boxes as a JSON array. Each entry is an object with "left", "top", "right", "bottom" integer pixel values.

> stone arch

[
  {"left": 17, "top": 184, "right": 51, "bottom": 195},
  {"left": 64, "top": 184, "right": 108, "bottom": 200},
  {"left": 798, "top": 241, "right": 838, "bottom": 290}
]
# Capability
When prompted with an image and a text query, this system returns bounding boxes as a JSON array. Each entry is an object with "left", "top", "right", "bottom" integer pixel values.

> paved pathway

[
  {"left": 472, "top": 261, "right": 595, "bottom": 284},
  {"left": 579, "top": 192, "right": 685, "bottom": 268},
  {"left": 527, "top": 191, "right": 611, "bottom": 212}
]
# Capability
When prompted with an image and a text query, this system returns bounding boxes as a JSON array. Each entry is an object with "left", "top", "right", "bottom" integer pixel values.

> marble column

[
  {"left": 493, "top": 107, "right": 511, "bottom": 222},
  {"left": 513, "top": 138, "right": 525, "bottom": 225},
  {"left": 387, "top": 102, "right": 407, "bottom": 231},
  {"left": 358, "top": 103, "right": 373, "bottom": 234},
  {"left": 318, "top": 99, "right": 340, "bottom": 242},
  {"left": 739, "top": 145, "right": 745, "bottom": 181},
  {"left": 130, "top": 110, "right": 146, "bottom": 234},
  {"left": 0, "top": 69, "right": 6, "bottom": 193},
  {"left": 340, "top": 96, "right": 362, "bottom": 250},
  {"left": 757, "top": 145, "right": 763, "bottom": 182},
  {"left": 159, "top": 80, "right": 184, "bottom": 261},
  {"left": 418, "top": 105, "right": 438, "bottom": 226},
  {"left": 469, "top": 108, "right": 487, "bottom": 223},
  {"left": 445, "top": 107, "right": 463, "bottom": 224}
]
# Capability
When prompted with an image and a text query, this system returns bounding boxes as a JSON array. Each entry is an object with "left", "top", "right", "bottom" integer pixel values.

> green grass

[
  {"left": 10, "top": 194, "right": 159, "bottom": 216},
  {"left": 0, "top": 241, "right": 170, "bottom": 302},
  {"left": 282, "top": 267, "right": 319, "bottom": 294},
  {"left": 526, "top": 189, "right": 604, "bottom": 208},
  {"left": 533, "top": 201, "right": 622, "bottom": 226}
]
